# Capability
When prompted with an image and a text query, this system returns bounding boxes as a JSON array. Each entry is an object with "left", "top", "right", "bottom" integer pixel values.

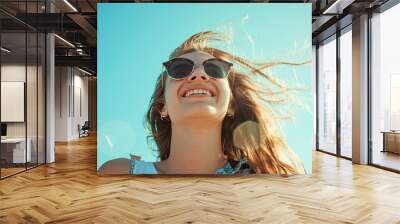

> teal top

[{"left": 130, "top": 159, "right": 251, "bottom": 175}]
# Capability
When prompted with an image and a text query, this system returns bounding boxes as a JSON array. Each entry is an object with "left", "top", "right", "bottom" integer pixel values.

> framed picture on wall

[{"left": 97, "top": 3, "right": 313, "bottom": 175}]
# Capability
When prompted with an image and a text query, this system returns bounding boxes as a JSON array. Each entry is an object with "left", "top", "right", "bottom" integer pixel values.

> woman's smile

[
  {"left": 183, "top": 89, "right": 212, "bottom": 97},
  {"left": 179, "top": 84, "right": 217, "bottom": 102},
  {"left": 180, "top": 86, "right": 217, "bottom": 105},
  {"left": 180, "top": 84, "right": 216, "bottom": 97}
]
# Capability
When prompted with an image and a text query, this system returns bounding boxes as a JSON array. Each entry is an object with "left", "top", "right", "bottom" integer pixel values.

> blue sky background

[{"left": 97, "top": 3, "right": 313, "bottom": 173}]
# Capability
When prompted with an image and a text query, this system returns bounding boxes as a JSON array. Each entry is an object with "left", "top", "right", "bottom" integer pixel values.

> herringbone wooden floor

[{"left": 1, "top": 135, "right": 400, "bottom": 224}]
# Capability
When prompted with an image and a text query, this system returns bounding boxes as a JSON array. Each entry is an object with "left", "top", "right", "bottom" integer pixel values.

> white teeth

[{"left": 184, "top": 89, "right": 212, "bottom": 97}]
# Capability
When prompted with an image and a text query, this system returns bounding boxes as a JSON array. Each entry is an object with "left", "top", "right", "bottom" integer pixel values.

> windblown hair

[{"left": 146, "top": 31, "right": 309, "bottom": 175}]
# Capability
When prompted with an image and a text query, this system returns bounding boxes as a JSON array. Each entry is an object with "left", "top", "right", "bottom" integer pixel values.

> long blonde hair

[{"left": 146, "top": 31, "right": 309, "bottom": 175}]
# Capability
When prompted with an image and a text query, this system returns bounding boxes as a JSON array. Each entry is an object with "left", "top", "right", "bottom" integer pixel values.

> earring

[
  {"left": 227, "top": 108, "right": 235, "bottom": 118},
  {"left": 160, "top": 106, "right": 168, "bottom": 120},
  {"left": 160, "top": 113, "right": 168, "bottom": 120}
]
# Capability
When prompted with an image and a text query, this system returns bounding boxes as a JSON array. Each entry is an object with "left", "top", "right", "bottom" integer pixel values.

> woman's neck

[{"left": 156, "top": 121, "right": 227, "bottom": 174}]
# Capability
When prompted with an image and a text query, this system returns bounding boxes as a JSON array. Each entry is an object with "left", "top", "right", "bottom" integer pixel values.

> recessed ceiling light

[
  {"left": 1, "top": 47, "right": 11, "bottom": 53},
  {"left": 54, "top": 34, "right": 75, "bottom": 48},
  {"left": 322, "top": 0, "right": 354, "bottom": 15},
  {"left": 78, "top": 67, "right": 93, "bottom": 76},
  {"left": 63, "top": 0, "right": 78, "bottom": 12}
]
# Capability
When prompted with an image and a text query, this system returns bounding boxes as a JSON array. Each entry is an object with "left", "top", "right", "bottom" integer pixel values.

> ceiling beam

[
  {"left": 55, "top": 55, "right": 96, "bottom": 72},
  {"left": 323, "top": 0, "right": 356, "bottom": 14},
  {"left": 67, "top": 13, "right": 97, "bottom": 43}
]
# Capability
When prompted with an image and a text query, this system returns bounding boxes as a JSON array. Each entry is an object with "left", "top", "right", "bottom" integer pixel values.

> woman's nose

[{"left": 187, "top": 67, "right": 210, "bottom": 81}]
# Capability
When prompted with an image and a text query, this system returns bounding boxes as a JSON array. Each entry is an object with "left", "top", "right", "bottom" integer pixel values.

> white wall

[
  {"left": 55, "top": 67, "right": 89, "bottom": 141},
  {"left": 55, "top": 66, "right": 70, "bottom": 141}
]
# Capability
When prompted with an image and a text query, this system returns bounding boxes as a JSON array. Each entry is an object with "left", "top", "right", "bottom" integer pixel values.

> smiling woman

[{"left": 98, "top": 31, "right": 309, "bottom": 175}]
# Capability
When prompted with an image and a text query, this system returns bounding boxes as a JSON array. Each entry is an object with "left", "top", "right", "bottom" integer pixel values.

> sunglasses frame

[{"left": 163, "top": 57, "right": 233, "bottom": 80}]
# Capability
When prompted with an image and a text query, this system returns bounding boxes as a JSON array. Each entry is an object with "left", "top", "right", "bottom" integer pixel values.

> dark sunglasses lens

[
  {"left": 166, "top": 59, "right": 193, "bottom": 79},
  {"left": 204, "top": 60, "right": 230, "bottom": 78}
]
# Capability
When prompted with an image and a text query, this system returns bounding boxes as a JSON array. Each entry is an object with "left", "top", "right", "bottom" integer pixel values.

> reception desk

[
  {"left": 382, "top": 131, "right": 400, "bottom": 154},
  {"left": 0, "top": 138, "right": 32, "bottom": 164}
]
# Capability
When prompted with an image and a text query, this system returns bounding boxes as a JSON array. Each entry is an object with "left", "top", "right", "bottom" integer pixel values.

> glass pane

[
  {"left": 0, "top": 1, "right": 46, "bottom": 178},
  {"left": 38, "top": 33, "right": 45, "bottom": 165},
  {"left": 318, "top": 37, "right": 337, "bottom": 154},
  {"left": 27, "top": 31, "right": 38, "bottom": 169},
  {"left": 340, "top": 29, "right": 352, "bottom": 158},
  {"left": 1, "top": 31, "right": 27, "bottom": 177},
  {"left": 371, "top": 4, "right": 400, "bottom": 171},
  {"left": 25, "top": 0, "right": 38, "bottom": 169}
]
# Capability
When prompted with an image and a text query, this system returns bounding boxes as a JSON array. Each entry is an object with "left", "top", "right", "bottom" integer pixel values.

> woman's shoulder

[{"left": 98, "top": 158, "right": 131, "bottom": 174}]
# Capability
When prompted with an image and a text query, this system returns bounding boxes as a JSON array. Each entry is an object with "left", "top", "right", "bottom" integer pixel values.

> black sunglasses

[{"left": 163, "top": 58, "right": 233, "bottom": 80}]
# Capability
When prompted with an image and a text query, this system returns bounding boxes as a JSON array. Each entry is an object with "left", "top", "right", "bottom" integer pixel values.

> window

[
  {"left": 371, "top": 3, "right": 400, "bottom": 171},
  {"left": 317, "top": 36, "right": 337, "bottom": 154},
  {"left": 339, "top": 28, "right": 352, "bottom": 158}
]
